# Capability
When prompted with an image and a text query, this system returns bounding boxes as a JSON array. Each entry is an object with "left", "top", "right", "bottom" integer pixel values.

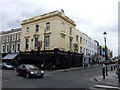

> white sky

[{"left": 0, "top": 0, "right": 119, "bottom": 57}]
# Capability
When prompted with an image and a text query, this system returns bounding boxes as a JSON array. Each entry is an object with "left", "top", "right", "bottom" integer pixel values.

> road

[{"left": 2, "top": 65, "right": 113, "bottom": 89}]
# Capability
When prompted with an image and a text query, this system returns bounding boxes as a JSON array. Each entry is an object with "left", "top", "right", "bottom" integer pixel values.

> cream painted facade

[
  {"left": 20, "top": 10, "right": 97, "bottom": 55},
  {"left": 0, "top": 28, "right": 21, "bottom": 53}
]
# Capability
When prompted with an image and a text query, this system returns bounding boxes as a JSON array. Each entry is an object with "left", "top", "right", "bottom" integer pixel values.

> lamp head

[{"left": 103, "top": 31, "right": 107, "bottom": 38}]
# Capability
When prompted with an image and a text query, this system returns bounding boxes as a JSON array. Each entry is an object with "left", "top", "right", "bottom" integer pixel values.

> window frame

[
  {"left": 25, "top": 38, "right": 29, "bottom": 50},
  {"left": 46, "top": 22, "right": 50, "bottom": 30},
  {"left": 36, "top": 25, "right": 39, "bottom": 32},
  {"left": 45, "top": 36, "right": 50, "bottom": 48}
]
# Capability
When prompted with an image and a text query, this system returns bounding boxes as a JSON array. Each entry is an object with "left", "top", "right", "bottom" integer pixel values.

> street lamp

[
  {"left": 38, "top": 26, "right": 46, "bottom": 51},
  {"left": 103, "top": 31, "right": 108, "bottom": 76}
]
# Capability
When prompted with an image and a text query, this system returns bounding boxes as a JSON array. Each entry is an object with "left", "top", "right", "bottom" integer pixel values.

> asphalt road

[{"left": 2, "top": 64, "right": 114, "bottom": 89}]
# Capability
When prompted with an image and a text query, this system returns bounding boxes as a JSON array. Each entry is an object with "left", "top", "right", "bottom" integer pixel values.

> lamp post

[
  {"left": 39, "top": 26, "right": 46, "bottom": 51},
  {"left": 103, "top": 31, "right": 108, "bottom": 76}
]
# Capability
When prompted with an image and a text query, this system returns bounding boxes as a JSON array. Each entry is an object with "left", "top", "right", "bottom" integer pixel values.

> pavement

[{"left": 94, "top": 70, "right": 120, "bottom": 89}]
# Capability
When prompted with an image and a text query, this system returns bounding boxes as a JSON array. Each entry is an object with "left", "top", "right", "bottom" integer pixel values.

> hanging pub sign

[{"left": 37, "top": 40, "right": 42, "bottom": 50}]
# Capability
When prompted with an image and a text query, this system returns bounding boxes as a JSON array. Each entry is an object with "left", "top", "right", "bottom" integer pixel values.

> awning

[{"left": 3, "top": 53, "right": 18, "bottom": 59}]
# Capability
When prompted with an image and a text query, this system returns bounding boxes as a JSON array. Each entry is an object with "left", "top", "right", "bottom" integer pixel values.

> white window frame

[
  {"left": 1, "top": 36, "right": 5, "bottom": 43},
  {"left": 16, "top": 43, "right": 20, "bottom": 52},
  {"left": 17, "top": 33, "right": 21, "bottom": 40},
  {"left": 6, "top": 35, "right": 10, "bottom": 42},
  {"left": 12, "top": 34, "right": 16, "bottom": 41},
  {"left": 26, "top": 27, "right": 30, "bottom": 34},
  {"left": 11, "top": 43, "right": 15, "bottom": 52},
  {"left": 2, "top": 44, "right": 5, "bottom": 53},
  {"left": 46, "top": 22, "right": 50, "bottom": 30},
  {"left": 6, "top": 43, "right": 10, "bottom": 53}
]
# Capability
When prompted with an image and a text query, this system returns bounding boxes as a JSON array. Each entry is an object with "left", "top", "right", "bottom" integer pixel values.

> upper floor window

[
  {"left": 45, "top": 36, "right": 50, "bottom": 47},
  {"left": 80, "top": 37, "right": 82, "bottom": 43},
  {"left": 34, "top": 37, "right": 38, "bottom": 48},
  {"left": 70, "top": 27, "right": 72, "bottom": 35},
  {"left": 86, "top": 40, "right": 87, "bottom": 45},
  {"left": 84, "top": 48, "right": 85, "bottom": 54},
  {"left": 17, "top": 33, "right": 21, "bottom": 40},
  {"left": 2, "top": 45, "right": 5, "bottom": 53},
  {"left": 84, "top": 39, "right": 85, "bottom": 44},
  {"left": 17, "top": 43, "right": 20, "bottom": 52},
  {"left": 12, "top": 43, "right": 15, "bottom": 52},
  {"left": 26, "top": 27, "right": 29, "bottom": 34},
  {"left": 90, "top": 42, "right": 91, "bottom": 47},
  {"left": 46, "top": 22, "right": 50, "bottom": 30},
  {"left": 25, "top": 38, "right": 29, "bottom": 50},
  {"left": 1, "top": 36, "right": 6, "bottom": 43},
  {"left": 36, "top": 25, "right": 39, "bottom": 32},
  {"left": 6, "top": 44, "right": 9, "bottom": 53},
  {"left": 12, "top": 34, "right": 16, "bottom": 41},
  {"left": 80, "top": 47, "right": 82, "bottom": 53},
  {"left": 69, "top": 39, "right": 72, "bottom": 50},
  {"left": 6, "top": 35, "right": 10, "bottom": 42},
  {"left": 76, "top": 35, "right": 78, "bottom": 42}
]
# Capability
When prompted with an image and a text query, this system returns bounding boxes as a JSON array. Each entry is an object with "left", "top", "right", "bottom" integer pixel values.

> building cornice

[{"left": 21, "top": 10, "right": 76, "bottom": 26}]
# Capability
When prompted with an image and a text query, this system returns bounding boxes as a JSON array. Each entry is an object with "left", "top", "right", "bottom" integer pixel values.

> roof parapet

[{"left": 21, "top": 10, "right": 76, "bottom": 26}]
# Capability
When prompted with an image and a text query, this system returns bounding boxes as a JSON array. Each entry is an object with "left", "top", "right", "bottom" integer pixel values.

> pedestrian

[
  {"left": 41, "top": 64, "right": 44, "bottom": 70},
  {"left": 48, "top": 62, "right": 52, "bottom": 71},
  {"left": 116, "top": 68, "right": 120, "bottom": 83}
]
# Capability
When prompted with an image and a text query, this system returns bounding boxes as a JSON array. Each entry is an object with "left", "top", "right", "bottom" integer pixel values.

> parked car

[
  {"left": 16, "top": 64, "right": 44, "bottom": 78},
  {"left": 0, "top": 62, "right": 15, "bottom": 70}
]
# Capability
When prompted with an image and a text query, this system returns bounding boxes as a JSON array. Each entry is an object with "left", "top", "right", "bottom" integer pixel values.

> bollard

[
  {"left": 105, "top": 66, "right": 108, "bottom": 76},
  {"left": 111, "top": 66, "right": 113, "bottom": 71},
  {"left": 102, "top": 67, "right": 105, "bottom": 79}
]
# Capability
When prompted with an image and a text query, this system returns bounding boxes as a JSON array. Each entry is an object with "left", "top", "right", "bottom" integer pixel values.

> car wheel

[
  {"left": 26, "top": 73, "right": 30, "bottom": 79},
  {"left": 40, "top": 74, "right": 44, "bottom": 78}
]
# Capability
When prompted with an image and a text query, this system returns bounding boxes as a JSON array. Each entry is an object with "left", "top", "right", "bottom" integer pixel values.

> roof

[
  {"left": 1, "top": 28, "right": 21, "bottom": 35},
  {"left": 21, "top": 10, "right": 76, "bottom": 26},
  {"left": 3, "top": 53, "right": 18, "bottom": 59}
]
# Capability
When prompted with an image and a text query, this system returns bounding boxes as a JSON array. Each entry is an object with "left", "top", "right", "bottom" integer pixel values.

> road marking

[
  {"left": 44, "top": 74, "right": 51, "bottom": 76},
  {"left": 90, "top": 78, "right": 97, "bottom": 83},
  {"left": 94, "top": 84, "right": 120, "bottom": 89},
  {"left": 2, "top": 80, "right": 9, "bottom": 83},
  {"left": 18, "top": 78, "right": 23, "bottom": 80}
]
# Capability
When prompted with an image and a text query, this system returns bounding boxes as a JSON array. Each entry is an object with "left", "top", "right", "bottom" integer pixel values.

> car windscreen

[{"left": 25, "top": 65, "right": 38, "bottom": 69}]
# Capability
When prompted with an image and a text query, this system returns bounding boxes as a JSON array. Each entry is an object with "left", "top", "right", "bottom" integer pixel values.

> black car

[
  {"left": 0, "top": 62, "right": 14, "bottom": 70},
  {"left": 16, "top": 64, "right": 44, "bottom": 78}
]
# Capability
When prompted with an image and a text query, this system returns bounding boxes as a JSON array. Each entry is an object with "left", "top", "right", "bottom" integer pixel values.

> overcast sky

[{"left": 0, "top": 0, "right": 119, "bottom": 57}]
